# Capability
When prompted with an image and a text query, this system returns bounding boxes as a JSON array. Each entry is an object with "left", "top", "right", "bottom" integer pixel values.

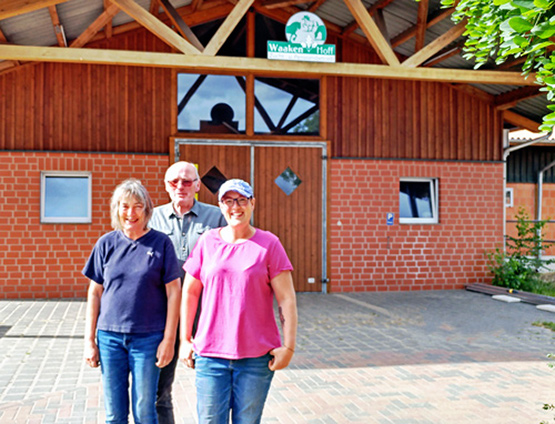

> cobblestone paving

[{"left": 1, "top": 290, "right": 554, "bottom": 423}]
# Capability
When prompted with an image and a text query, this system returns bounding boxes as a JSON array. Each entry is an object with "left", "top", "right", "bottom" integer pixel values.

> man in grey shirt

[{"left": 149, "top": 161, "right": 226, "bottom": 424}]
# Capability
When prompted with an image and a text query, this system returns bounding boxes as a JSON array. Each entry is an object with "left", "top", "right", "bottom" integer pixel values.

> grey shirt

[{"left": 149, "top": 200, "right": 226, "bottom": 278}]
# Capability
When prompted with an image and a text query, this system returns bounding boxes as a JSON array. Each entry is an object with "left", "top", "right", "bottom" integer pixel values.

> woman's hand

[
  {"left": 179, "top": 339, "right": 195, "bottom": 369},
  {"left": 84, "top": 340, "right": 100, "bottom": 368},
  {"left": 155, "top": 337, "right": 175, "bottom": 368},
  {"left": 268, "top": 346, "right": 294, "bottom": 371}
]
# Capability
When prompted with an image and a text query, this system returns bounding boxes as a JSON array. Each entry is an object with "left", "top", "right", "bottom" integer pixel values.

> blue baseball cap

[{"left": 218, "top": 179, "right": 254, "bottom": 202}]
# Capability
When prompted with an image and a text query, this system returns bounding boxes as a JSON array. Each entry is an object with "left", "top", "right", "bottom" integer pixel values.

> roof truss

[{"left": 0, "top": 0, "right": 546, "bottom": 130}]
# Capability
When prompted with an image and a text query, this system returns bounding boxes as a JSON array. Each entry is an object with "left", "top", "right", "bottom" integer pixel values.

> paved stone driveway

[{"left": 0, "top": 290, "right": 554, "bottom": 423}]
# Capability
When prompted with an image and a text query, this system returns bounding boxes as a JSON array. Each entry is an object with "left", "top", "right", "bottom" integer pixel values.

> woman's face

[
  {"left": 118, "top": 195, "right": 146, "bottom": 236},
  {"left": 219, "top": 191, "right": 255, "bottom": 227}
]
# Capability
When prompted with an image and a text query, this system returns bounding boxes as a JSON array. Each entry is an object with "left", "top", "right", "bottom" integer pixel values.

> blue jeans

[
  {"left": 97, "top": 330, "right": 164, "bottom": 424},
  {"left": 195, "top": 354, "right": 275, "bottom": 424}
]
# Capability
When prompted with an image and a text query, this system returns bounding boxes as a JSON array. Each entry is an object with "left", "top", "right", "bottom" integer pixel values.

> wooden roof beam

[
  {"left": 48, "top": 5, "right": 67, "bottom": 47},
  {"left": 342, "top": 0, "right": 400, "bottom": 65},
  {"left": 391, "top": 2, "right": 457, "bottom": 48},
  {"left": 204, "top": 0, "right": 255, "bottom": 56},
  {"left": 0, "top": 26, "right": 19, "bottom": 67},
  {"left": 108, "top": 0, "right": 202, "bottom": 55},
  {"left": 103, "top": 0, "right": 114, "bottom": 38},
  {"left": 494, "top": 86, "right": 543, "bottom": 110},
  {"left": 158, "top": 0, "right": 204, "bottom": 52},
  {"left": 0, "top": 0, "right": 71, "bottom": 21},
  {"left": 70, "top": 3, "right": 120, "bottom": 48},
  {"left": 308, "top": 0, "right": 326, "bottom": 12},
  {"left": 402, "top": 19, "right": 466, "bottom": 67},
  {"left": 503, "top": 110, "right": 541, "bottom": 132},
  {"left": 423, "top": 45, "right": 462, "bottom": 67},
  {"left": 263, "top": 0, "right": 310, "bottom": 9},
  {"left": 0, "top": 44, "right": 537, "bottom": 87},
  {"left": 414, "top": 0, "right": 428, "bottom": 52},
  {"left": 342, "top": 0, "right": 395, "bottom": 37}
]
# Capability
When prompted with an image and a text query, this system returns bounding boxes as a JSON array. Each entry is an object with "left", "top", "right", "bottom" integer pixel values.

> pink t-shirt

[{"left": 184, "top": 228, "right": 293, "bottom": 360}]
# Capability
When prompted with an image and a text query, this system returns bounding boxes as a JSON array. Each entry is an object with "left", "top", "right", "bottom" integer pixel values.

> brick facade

[
  {"left": 1, "top": 152, "right": 506, "bottom": 298},
  {"left": 0, "top": 152, "right": 170, "bottom": 299},
  {"left": 506, "top": 182, "right": 555, "bottom": 256},
  {"left": 329, "top": 159, "right": 504, "bottom": 292}
]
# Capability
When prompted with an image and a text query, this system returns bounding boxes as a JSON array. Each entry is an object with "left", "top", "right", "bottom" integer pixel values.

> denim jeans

[
  {"left": 195, "top": 354, "right": 275, "bottom": 424},
  {"left": 97, "top": 330, "right": 164, "bottom": 424}
]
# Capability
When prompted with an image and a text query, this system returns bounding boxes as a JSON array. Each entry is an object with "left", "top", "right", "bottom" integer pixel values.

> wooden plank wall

[
  {"left": 327, "top": 35, "right": 503, "bottom": 162},
  {"left": 0, "top": 29, "right": 173, "bottom": 153},
  {"left": 0, "top": 23, "right": 503, "bottom": 162}
]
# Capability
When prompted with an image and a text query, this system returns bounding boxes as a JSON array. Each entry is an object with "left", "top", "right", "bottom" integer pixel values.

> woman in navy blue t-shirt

[{"left": 83, "top": 178, "right": 181, "bottom": 424}]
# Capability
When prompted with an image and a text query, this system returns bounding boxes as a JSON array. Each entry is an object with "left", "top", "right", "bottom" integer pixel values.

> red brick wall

[
  {"left": 506, "top": 183, "right": 555, "bottom": 255},
  {"left": 329, "top": 159, "right": 504, "bottom": 292},
  {"left": 0, "top": 152, "right": 171, "bottom": 299}
]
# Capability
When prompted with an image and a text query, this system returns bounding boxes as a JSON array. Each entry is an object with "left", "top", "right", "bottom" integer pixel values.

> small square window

[
  {"left": 505, "top": 188, "right": 513, "bottom": 208},
  {"left": 399, "top": 178, "right": 438, "bottom": 224},
  {"left": 40, "top": 172, "right": 92, "bottom": 223}
]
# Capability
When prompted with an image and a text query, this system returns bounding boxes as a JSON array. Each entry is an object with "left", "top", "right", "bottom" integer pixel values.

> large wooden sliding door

[{"left": 177, "top": 140, "right": 327, "bottom": 293}]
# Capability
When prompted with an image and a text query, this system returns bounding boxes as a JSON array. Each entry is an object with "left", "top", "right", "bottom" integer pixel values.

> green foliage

[
  {"left": 532, "top": 321, "right": 555, "bottom": 331},
  {"left": 436, "top": 0, "right": 555, "bottom": 131},
  {"left": 486, "top": 207, "right": 553, "bottom": 290}
]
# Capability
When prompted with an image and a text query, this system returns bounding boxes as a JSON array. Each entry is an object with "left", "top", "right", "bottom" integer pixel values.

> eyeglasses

[
  {"left": 167, "top": 178, "right": 198, "bottom": 187},
  {"left": 221, "top": 197, "right": 250, "bottom": 208}
]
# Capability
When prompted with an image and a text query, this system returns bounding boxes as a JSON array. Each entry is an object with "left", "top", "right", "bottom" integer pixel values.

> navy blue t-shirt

[{"left": 82, "top": 229, "right": 181, "bottom": 334}]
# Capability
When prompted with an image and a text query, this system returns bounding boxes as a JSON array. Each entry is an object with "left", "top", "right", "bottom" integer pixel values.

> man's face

[{"left": 165, "top": 164, "right": 200, "bottom": 208}]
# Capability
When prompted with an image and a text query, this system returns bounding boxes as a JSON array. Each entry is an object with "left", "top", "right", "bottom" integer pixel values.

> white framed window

[
  {"left": 40, "top": 171, "right": 92, "bottom": 223},
  {"left": 505, "top": 187, "right": 513, "bottom": 208},
  {"left": 399, "top": 178, "right": 438, "bottom": 224}
]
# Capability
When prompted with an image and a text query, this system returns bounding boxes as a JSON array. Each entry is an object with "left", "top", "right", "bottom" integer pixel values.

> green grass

[
  {"left": 532, "top": 275, "right": 555, "bottom": 297},
  {"left": 532, "top": 321, "right": 555, "bottom": 332}
]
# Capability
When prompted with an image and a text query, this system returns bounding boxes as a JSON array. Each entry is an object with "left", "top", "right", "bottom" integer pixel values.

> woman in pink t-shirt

[{"left": 179, "top": 179, "right": 298, "bottom": 424}]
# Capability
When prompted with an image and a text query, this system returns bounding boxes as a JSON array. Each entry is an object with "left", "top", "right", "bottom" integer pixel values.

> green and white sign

[{"left": 267, "top": 12, "right": 336, "bottom": 63}]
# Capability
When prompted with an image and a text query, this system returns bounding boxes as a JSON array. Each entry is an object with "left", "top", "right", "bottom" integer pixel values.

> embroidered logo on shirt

[{"left": 147, "top": 251, "right": 154, "bottom": 257}]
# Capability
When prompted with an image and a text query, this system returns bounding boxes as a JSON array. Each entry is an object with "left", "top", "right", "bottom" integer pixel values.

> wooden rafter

[
  {"left": 158, "top": 0, "right": 204, "bottom": 52},
  {"left": 89, "top": 2, "right": 234, "bottom": 44},
  {"left": 503, "top": 110, "right": 541, "bottom": 132},
  {"left": 342, "top": 0, "right": 399, "bottom": 66},
  {"left": 70, "top": 3, "right": 120, "bottom": 48},
  {"left": 149, "top": 0, "right": 160, "bottom": 14},
  {"left": 0, "top": 44, "right": 537, "bottom": 86},
  {"left": 0, "top": 0, "right": 71, "bottom": 21},
  {"left": 414, "top": 0, "right": 428, "bottom": 52},
  {"left": 449, "top": 83, "right": 494, "bottom": 103},
  {"left": 402, "top": 20, "right": 466, "bottom": 67},
  {"left": 103, "top": 0, "right": 114, "bottom": 38},
  {"left": 308, "top": 0, "right": 326, "bottom": 13},
  {"left": 423, "top": 45, "right": 462, "bottom": 67},
  {"left": 48, "top": 5, "right": 66, "bottom": 47},
  {"left": 342, "top": 0, "right": 395, "bottom": 37},
  {"left": 263, "top": 0, "right": 309, "bottom": 9},
  {"left": 495, "top": 86, "right": 543, "bottom": 110},
  {"left": 203, "top": 0, "right": 255, "bottom": 56},
  {"left": 108, "top": 0, "right": 202, "bottom": 55},
  {"left": 391, "top": 3, "right": 456, "bottom": 48},
  {"left": 0, "top": 26, "right": 19, "bottom": 67},
  {"left": 191, "top": 0, "right": 204, "bottom": 13}
]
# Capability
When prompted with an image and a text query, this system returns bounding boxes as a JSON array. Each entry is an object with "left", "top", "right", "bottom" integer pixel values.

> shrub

[{"left": 486, "top": 207, "right": 554, "bottom": 291}]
